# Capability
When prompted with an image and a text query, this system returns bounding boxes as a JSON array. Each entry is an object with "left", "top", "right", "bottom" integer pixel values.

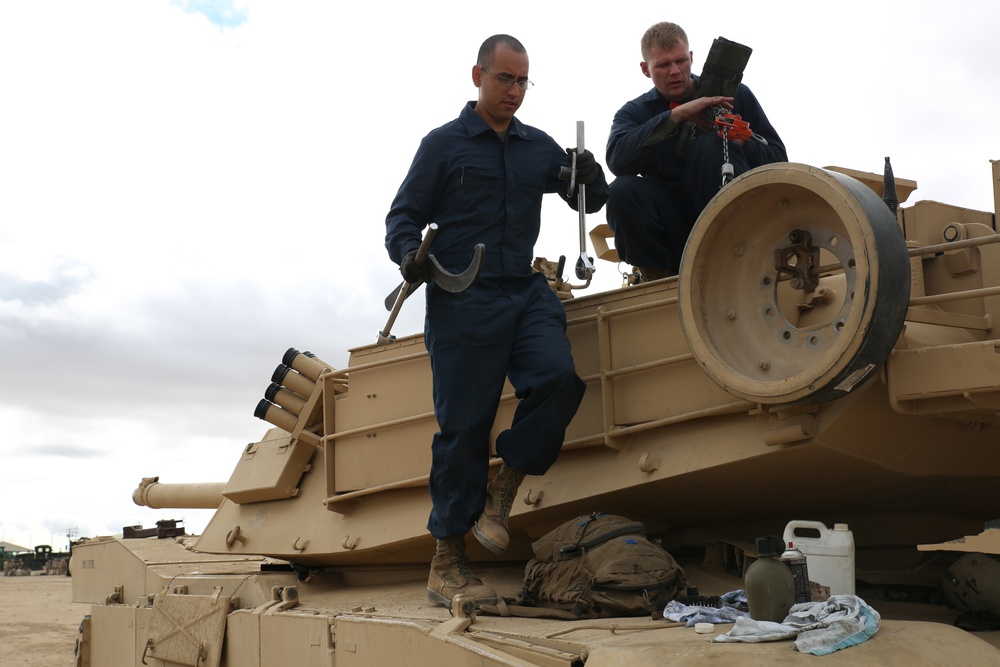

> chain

[
  {"left": 702, "top": 106, "right": 735, "bottom": 188},
  {"left": 721, "top": 124, "right": 731, "bottom": 182},
  {"left": 717, "top": 107, "right": 735, "bottom": 188},
  {"left": 230, "top": 574, "right": 252, "bottom": 599}
]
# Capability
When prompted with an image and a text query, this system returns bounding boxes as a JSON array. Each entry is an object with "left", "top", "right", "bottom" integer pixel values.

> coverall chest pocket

[{"left": 453, "top": 166, "right": 503, "bottom": 213}]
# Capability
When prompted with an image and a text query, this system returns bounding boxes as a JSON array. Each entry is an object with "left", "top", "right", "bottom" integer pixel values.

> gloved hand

[
  {"left": 400, "top": 249, "right": 433, "bottom": 284},
  {"left": 566, "top": 148, "right": 601, "bottom": 185}
]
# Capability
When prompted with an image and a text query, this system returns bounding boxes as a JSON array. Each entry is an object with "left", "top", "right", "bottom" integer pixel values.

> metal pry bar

[
  {"left": 383, "top": 237, "right": 485, "bottom": 311},
  {"left": 377, "top": 224, "right": 438, "bottom": 345},
  {"left": 378, "top": 225, "right": 486, "bottom": 344}
]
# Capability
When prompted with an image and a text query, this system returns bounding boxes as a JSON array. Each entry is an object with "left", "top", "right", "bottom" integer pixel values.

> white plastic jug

[{"left": 783, "top": 520, "right": 855, "bottom": 596}]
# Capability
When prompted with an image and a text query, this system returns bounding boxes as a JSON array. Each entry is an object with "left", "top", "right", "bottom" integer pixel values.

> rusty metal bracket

[{"left": 774, "top": 229, "right": 822, "bottom": 292}]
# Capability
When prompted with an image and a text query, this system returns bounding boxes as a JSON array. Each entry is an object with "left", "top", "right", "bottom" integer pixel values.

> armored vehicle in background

[{"left": 71, "top": 160, "right": 1000, "bottom": 665}]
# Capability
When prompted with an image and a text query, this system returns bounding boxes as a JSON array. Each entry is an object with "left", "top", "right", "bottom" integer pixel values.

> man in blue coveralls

[
  {"left": 606, "top": 22, "right": 787, "bottom": 282},
  {"left": 385, "top": 34, "right": 609, "bottom": 606}
]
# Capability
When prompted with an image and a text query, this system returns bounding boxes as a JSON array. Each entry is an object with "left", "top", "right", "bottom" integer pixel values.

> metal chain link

[
  {"left": 230, "top": 574, "right": 252, "bottom": 599},
  {"left": 693, "top": 106, "right": 736, "bottom": 190},
  {"left": 721, "top": 123, "right": 731, "bottom": 186},
  {"left": 716, "top": 106, "right": 735, "bottom": 188}
]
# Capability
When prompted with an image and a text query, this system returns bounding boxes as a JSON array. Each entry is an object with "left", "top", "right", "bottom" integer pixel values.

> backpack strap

[
  {"left": 570, "top": 578, "right": 596, "bottom": 617},
  {"left": 479, "top": 600, "right": 593, "bottom": 620}
]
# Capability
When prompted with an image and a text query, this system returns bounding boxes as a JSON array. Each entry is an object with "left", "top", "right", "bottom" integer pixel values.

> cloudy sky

[{"left": 1, "top": 0, "right": 998, "bottom": 551}]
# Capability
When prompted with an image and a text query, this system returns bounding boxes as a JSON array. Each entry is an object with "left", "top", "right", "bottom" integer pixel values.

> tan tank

[{"left": 71, "top": 160, "right": 1000, "bottom": 666}]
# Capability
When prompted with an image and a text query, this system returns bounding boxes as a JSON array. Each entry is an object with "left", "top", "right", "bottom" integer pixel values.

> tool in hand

[
  {"left": 712, "top": 110, "right": 768, "bottom": 187},
  {"left": 383, "top": 228, "right": 485, "bottom": 311},
  {"left": 558, "top": 121, "right": 596, "bottom": 282},
  {"left": 377, "top": 224, "right": 485, "bottom": 345}
]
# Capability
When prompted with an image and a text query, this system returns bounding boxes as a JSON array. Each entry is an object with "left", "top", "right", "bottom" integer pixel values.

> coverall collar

[{"left": 459, "top": 101, "right": 534, "bottom": 142}]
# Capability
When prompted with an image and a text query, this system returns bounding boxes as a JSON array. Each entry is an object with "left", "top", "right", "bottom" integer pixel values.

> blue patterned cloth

[
  {"left": 710, "top": 594, "right": 881, "bottom": 656},
  {"left": 663, "top": 589, "right": 749, "bottom": 626}
]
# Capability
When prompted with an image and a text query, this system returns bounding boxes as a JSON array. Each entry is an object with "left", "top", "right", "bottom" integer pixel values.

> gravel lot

[{"left": 0, "top": 575, "right": 86, "bottom": 667}]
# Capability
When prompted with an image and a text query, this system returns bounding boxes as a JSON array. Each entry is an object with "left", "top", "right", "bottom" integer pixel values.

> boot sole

[{"left": 472, "top": 522, "right": 508, "bottom": 556}]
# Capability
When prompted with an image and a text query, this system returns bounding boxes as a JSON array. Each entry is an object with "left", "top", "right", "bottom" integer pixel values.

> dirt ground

[{"left": 0, "top": 575, "right": 86, "bottom": 667}]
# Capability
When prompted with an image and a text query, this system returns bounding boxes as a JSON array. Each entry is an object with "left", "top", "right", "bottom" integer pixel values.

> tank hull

[
  {"left": 72, "top": 162, "right": 1000, "bottom": 665},
  {"left": 71, "top": 533, "right": 1000, "bottom": 666}
]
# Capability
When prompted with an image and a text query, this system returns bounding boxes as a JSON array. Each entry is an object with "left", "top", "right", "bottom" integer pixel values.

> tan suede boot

[
  {"left": 426, "top": 535, "right": 497, "bottom": 606},
  {"left": 473, "top": 464, "right": 526, "bottom": 555},
  {"left": 634, "top": 266, "right": 676, "bottom": 283}
]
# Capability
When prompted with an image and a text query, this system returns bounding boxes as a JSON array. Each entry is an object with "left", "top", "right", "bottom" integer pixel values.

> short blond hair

[{"left": 640, "top": 22, "right": 688, "bottom": 61}]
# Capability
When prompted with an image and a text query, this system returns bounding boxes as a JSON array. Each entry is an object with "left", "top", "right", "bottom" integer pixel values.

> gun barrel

[{"left": 133, "top": 476, "right": 225, "bottom": 509}]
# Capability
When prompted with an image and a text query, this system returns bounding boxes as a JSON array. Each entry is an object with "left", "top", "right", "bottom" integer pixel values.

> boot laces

[
  {"left": 497, "top": 476, "right": 518, "bottom": 521},
  {"left": 454, "top": 539, "right": 476, "bottom": 581},
  {"left": 491, "top": 466, "right": 523, "bottom": 522}
]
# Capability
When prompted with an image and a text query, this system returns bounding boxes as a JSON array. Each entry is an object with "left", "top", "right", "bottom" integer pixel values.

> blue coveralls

[
  {"left": 605, "top": 76, "right": 787, "bottom": 273},
  {"left": 386, "top": 102, "right": 610, "bottom": 540}
]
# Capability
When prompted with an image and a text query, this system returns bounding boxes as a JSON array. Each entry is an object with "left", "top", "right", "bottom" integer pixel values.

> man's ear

[
  {"left": 639, "top": 61, "right": 650, "bottom": 78},
  {"left": 472, "top": 65, "right": 483, "bottom": 87}
]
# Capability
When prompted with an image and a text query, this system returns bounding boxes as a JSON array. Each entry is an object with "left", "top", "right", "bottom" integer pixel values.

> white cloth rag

[{"left": 710, "top": 594, "right": 881, "bottom": 655}]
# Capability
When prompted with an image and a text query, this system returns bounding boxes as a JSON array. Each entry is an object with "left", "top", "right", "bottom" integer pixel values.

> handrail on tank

[
  {"left": 599, "top": 351, "right": 695, "bottom": 380},
  {"left": 909, "top": 285, "right": 1000, "bottom": 307},
  {"left": 908, "top": 233, "right": 1000, "bottom": 257},
  {"left": 907, "top": 232, "right": 1000, "bottom": 308},
  {"left": 568, "top": 293, "right": 679, "bottom": 327},
  {"left": 343, "top": 349, "right": 428, "bottom": 374},
  {"left": 320, "top": 387, "right": 526, "bottom": 444},
  {"left": 323, "top": 473, "right": 429, "bottom": 508},
  {"left": 602, "top": 399, "right": 756, "bottom": 441},
  {"left": 589, "top": 294, "right": 703, "bottom": 450},
  {"left": 320, "top": 409, "right": 437, "bottom": 443},
  {"left": 322, "top": 458, "right": 503, "bottom": 509}
]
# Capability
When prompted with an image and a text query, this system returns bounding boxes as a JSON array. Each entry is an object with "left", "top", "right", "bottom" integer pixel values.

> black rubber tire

[{"left": 678, "top": 163, "right": 911, "bottom": 406}]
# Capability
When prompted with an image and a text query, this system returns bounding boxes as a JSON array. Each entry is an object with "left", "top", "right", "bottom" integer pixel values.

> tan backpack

[{"left": 497, "top": 513, "right": 687, "bottom": 619}]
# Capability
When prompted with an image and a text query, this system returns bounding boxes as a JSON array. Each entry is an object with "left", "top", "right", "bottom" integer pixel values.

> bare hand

[{"left": 670, "top": 96, "right": 734, "bottom": 131}]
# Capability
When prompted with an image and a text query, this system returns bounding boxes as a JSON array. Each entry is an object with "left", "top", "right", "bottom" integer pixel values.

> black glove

[
  {"left": 400, "top": 249, "right": 433, "bottom": 284},
  {"left": 567, "top": 148, "right": 600, "bottom": 185}
]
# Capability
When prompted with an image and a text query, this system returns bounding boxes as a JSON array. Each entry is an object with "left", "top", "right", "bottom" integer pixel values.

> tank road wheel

[{"left": 678, "top": 163, "right": 911, "bottom": 406}]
